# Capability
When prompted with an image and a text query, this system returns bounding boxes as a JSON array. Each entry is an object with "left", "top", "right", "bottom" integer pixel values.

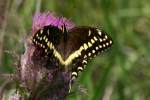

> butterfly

[{"left": 32, "top": 24, "right": 113, "bottom": 89}]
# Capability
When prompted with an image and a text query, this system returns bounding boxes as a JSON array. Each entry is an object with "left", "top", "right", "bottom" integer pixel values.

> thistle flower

[
  {"left": 1, "top": 12, "right": 75, "bottom": 100},
  {"left": 24, "top": 12, "right": 75, "bottom": 99},
  {"left": 32, "top": 12, "right": 75, "bottom": 33}
]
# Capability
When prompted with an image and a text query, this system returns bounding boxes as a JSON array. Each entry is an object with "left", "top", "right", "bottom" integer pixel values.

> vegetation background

[{"left": 0, "top": 0, "right": 150, "bottom": 100}]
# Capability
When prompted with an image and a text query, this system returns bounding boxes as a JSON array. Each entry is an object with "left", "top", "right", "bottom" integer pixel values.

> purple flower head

[{"left": 32, "top": 12, "right": 75, "bottom": 33}]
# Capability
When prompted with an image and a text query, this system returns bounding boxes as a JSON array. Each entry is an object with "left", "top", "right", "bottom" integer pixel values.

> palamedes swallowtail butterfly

[{"left": 32, "top": 24, "right": 113, "bottom": 90}]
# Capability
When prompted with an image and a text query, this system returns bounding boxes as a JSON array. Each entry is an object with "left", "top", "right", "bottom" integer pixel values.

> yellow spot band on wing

[{"left": 53, "top": 45, "right": 84, "bottom": 66}]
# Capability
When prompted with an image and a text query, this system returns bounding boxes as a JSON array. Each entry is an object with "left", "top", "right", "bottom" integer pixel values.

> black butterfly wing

[
  {"left": 32, "top": 25, "right": 64, "bottom": 69},
  {"left": 32, "top": 25, "right": 63, "bottom": 55},
  {"left": 67, "top": 26, "right": 113, "bottom": 79}
]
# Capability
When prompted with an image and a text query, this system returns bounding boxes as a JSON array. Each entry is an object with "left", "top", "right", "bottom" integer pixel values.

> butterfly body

[{"left": 32, "top": 25, "right": 113, "bottom": 80}]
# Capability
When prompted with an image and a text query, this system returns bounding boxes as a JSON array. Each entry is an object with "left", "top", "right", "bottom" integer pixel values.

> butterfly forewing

[
  {"left": 67, "top": 26, "right": 113, "bottom": 78},
  {"left": 32, "top": 25, "right": 63, "bottom": 55}
]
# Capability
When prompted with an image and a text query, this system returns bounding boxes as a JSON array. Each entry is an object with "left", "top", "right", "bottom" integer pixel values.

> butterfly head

[
  {"left": 61, "top": 24, "right": 68, "bottom": 41},
  {"left": 61, "top": 24, "right": 68, "bottom": 33}
]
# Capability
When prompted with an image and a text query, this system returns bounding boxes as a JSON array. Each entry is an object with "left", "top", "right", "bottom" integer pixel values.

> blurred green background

[{"left": 0, "top": 0, "right": 150, "bottom": 100}]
